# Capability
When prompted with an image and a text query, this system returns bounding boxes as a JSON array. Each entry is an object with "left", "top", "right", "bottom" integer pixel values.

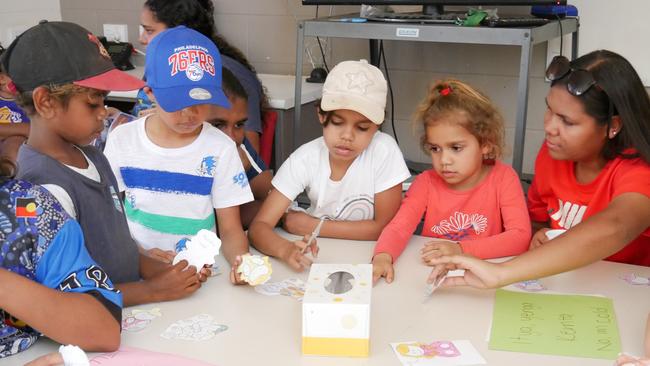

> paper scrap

[
  {"left": 237, "top": 254, "right": 272, "bottom": 286},
  {"left": 160, "top": 314, "right": 227, "bottom": 341},
  {"left": 122, "top": 307, "right": 162, "bottom": 332},
  {"left": 423, "top": 274, "right": 448, "bottom": 302},
  {"left": 622, "top": 273, "right": 650, "bottom": 286},
  {"left": 390, "top": 340, "right": 486, "bottom": 365},
  {"left": 513, "top": 279, "right": 547, "bottom": 292},
  {"left": 255, "top": 278, "right": 305, "bottom": 301}
]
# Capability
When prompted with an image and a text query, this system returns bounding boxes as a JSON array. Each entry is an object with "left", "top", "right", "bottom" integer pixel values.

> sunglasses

[{"left": 545, "top": 55, "right": 600, "bottom": 96}]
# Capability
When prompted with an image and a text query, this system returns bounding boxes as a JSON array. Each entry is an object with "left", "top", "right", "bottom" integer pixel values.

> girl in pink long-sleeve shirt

[{"left": 372, "top": 79, "right": 531, "bottom": 284}]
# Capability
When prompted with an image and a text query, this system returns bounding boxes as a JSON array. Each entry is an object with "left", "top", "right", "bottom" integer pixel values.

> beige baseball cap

[{"left": 320, "top": 59, "right": 387, "bottom": 125}]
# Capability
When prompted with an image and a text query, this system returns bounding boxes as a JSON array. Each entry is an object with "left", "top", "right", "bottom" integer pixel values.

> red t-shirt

[
  {"left": 374, "top": 161, "right": 531, "bottom": 261},
  {"left": 528, "top": 144, "right": 650, "bottom": 266}
]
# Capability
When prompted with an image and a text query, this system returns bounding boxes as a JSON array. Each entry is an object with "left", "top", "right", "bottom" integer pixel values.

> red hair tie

[{"left": 439, "top": 86, "right": 452, "bottom": 96}]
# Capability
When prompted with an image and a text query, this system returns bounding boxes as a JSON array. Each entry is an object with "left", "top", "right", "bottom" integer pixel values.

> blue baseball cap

[{"left": 145, "top": 26, "right": 229, "bottom": 112}]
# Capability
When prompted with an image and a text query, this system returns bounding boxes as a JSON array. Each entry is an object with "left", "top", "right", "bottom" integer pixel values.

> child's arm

[
  {"left": 116, "top": 254, "right": 201, "bottom": 306},
  {"left": 0, "top": 268, "right": 120, "bottom": 351},
  {"left": 250, "top": 170, "right": 272, "bottom": 200},
  {"left": 430, "top": 192, "right": 650, "bottom": 288},
  {"left": 283, "top": 183, "right": 403, "bottom": 241},
  {"left": 249, "top": 189, "right": 317, "bottom": 272},
  {"left": 215, "top": 205, "right": 251, "bottom": 285},
  {"left": 0, "top": 123, "right": 29, "bottom": 138},
  {"left": 428, "top": 168, "right": 531, "bottom": 260},
  {"left": 372, "top": 175, "right": 430, "bottom": 283}
]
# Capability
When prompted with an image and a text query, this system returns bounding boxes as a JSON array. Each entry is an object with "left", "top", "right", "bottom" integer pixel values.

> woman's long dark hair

[
  {"left": 144, "top": 0, "right": 268, "bottom": 111},
  {"left": 552, "top": 50, "right": 650, "bottom": 163}
]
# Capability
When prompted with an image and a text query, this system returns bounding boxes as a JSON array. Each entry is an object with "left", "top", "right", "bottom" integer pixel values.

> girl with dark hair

[
  {"left": 137, "top": 0, "right": 268, "bottom": 152},
  {"left": 428, "top": 49, "right": 650, "bottom": 288}
]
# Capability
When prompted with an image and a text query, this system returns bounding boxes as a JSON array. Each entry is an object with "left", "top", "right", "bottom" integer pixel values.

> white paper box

[{"left": 302, "top": 263, "right": 372, "bottom": 357}]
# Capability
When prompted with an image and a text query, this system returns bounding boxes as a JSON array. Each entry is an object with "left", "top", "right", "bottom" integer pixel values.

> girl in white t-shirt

[{"left": 248, "top": 60, "right": 410, "bottom": 271}]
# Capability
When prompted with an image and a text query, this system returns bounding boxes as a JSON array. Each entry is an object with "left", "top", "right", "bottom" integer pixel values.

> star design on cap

[
  {"left": 87, "top": 33, "right": 111, "bottom": 61},
  {"left": 345, "top": 71, "right": 373, "bottom": 94}
]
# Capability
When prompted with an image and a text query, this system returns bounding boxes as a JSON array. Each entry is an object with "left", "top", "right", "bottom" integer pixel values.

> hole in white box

[{"left": 324, "top": 271, "right": 355, "bottom": 294}]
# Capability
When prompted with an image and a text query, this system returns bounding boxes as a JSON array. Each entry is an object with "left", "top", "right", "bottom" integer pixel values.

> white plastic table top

[
  {"left": 7, "top": 232, "right": 650, "bottom": 365},
  {"left": 107, "top": 68, "right": 322, "bottom": 110}
]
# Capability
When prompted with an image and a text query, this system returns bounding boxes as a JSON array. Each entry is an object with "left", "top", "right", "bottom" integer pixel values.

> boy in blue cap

[
  {"left": 104, "top": 26, "right": 253, "bottom": 284},
  {"left": 9, "top": 21, "right": 206, "bottom": 306}
]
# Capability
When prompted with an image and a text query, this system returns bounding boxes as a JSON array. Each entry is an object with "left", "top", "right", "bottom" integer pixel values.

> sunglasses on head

[{"left": 545, "top": 55, "right": 600, "bottom": 96}]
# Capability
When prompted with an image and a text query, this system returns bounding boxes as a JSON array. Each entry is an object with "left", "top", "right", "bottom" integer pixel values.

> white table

[
  {"left": 107, "top": 70, "right": 323, "bottom": 168},
  {"left": 8, "top": 233, "right": 649, "bottom": 365},
  {"left": 107, "top": 69, "right": 322, "bottom": 110}
]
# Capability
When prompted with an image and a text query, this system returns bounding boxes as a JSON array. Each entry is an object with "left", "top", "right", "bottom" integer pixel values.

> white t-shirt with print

[
  {"left": 272, "top": 131, "right": 410, "bottom": 221},
  {"left": 104, "top": 116, "right": 253, "bottom": 251}
]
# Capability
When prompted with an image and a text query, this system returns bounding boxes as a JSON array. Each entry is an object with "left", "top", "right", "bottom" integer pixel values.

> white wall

[{"left": 0, "top": 0, "right": 61, "bottom": 49}]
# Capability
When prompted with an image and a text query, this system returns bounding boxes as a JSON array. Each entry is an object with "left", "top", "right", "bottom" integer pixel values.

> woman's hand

[{"left": 428, "top": 254, "right": 505, "bottom": 289}]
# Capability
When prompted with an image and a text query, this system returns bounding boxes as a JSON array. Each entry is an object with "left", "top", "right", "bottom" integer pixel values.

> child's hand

[
  {"left": 198, "top": 265, "right": 212, "bottom": 283},
  {"left": 421, "top": 239, "right": 462, "bottom": 264},
  {"left": 281, "top": 235, "right": 319, "bottom": 272},
  {"left": 147, "top": 260, "right": 201, "bottom": 302},
  {"left": 146, "top": 248, "right": 175, "bottom": 263},
  {"left": 529, "top": 228, "right": 551, "bottom": 250},
  {"left": 282, "top": 210, "right": 316, "bottom": 236},
  {"left": 615, "top": 353, "right": 650, "bottom": 365},
  {"left": 229, "top": 255, "right": 248, "bottom": 286},
  {"left": 372, "top": 253, "right": 395, "bottom": 284}
]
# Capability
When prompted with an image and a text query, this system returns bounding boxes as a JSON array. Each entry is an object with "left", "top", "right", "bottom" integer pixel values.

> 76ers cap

[
  {"left": 0, "top": 21, "right": 144, "bottom": 92},
  {"left": 145, "top": 26, "right": 229, "bottom": 112}
]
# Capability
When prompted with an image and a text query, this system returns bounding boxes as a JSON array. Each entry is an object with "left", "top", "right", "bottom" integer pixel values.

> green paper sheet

[{"left": 489, "top": 289, "right": 621, "bottom": 359}]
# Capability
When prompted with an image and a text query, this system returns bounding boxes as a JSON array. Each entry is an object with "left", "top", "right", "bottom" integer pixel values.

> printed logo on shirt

[
  {"left": 232, "top": 171, "right": 249, "bottom": 188},
  {"left": 0, "top": 106, "right": 23, "bottom": 124},
  {"left": 15, "top": 197, "right": 39, "bottom": 218},
  {"left": 548, "top": 199, "right": 587, "bottom": 229},
  {"left": 431, "top": 211, "right": 488, "bottom": 241},
  {"left": 2, "top": 311, "right": 28, "bottom": 329},
  {"left": 168, "top": 46, "right": 215, "bottom": 80},
  {"left": 334, "top": 194, "right": 374, "bottom": 221},
  {"left": 109, "top": 186, "right": 123, "bottom": 213},
  {"left": 198, "top": 156, "right": 218, "bottom": 177}
]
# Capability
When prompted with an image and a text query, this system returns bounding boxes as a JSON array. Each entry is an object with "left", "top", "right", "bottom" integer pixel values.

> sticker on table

[
  {"left": 255, "top": 278, "right": 305, "bottom": 301},
  {"left": 122, "top": 307, "right": 162, "bottom": 332},
  {"left": 160, "top": 314, "right": 227, "bottom": 341},
  {"left": 390, "top": 340, "right": 486, "bottom": 365},
  {"left": 514, "top": 279, "right": 547, "bottom": 292},
  {"left": 622, "top": 273, "right": 650, "bottom": 286}
]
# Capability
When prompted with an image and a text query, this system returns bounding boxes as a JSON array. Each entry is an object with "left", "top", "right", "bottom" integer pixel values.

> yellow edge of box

[{"left": 302, "top": 337, "right": 369, "bottom": 357}]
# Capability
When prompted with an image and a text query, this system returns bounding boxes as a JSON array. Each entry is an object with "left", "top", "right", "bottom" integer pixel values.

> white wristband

[{"left": 58, "top": 345, "right": 89, "bottom": 366}]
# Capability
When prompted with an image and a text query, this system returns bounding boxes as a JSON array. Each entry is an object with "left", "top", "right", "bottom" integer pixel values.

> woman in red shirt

[{"left": 430, "top": 50, "right": 650, "bottom": 288}]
